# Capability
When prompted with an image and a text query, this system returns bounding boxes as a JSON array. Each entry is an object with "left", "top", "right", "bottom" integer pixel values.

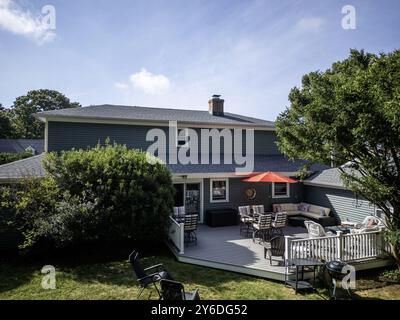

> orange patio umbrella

[{"left": 242, "top": 171, "right": 297, "bottom": 183}]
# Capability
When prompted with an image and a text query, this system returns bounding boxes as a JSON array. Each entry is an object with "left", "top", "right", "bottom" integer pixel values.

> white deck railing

[
  {"left": 168, "top": 216, "right": 185, "bottom": 254},
  {"left": 285, "top": 229, "right": 390, "bottom": 262}
]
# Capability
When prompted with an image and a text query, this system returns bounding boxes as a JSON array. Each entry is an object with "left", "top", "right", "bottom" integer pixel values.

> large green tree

[
  {"left": 9, "top": 90, "right": 81, "bottom": 138},
  {"left": 0, "top": 104, "right": 13, "bottom": 138},
  {"left": 276, "top": 49, "right": 400, "bottom": 267}
]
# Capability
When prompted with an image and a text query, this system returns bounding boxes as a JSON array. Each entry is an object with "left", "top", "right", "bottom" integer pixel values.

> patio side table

[{"left": 285, "top": 258, "right": 324, "bottom": 294}]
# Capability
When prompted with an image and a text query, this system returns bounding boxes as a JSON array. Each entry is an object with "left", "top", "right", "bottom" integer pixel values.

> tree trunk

[{"left": 390, "top": 243, "right": 400, "bottom": 270}]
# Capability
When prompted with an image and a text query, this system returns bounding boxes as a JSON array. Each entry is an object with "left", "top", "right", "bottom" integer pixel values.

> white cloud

[
  {"left": 296, "top": 17, "right": 325, "bottom": 32},
  {"left": 115, "top": 69, "right": 171, "bottom": 95},
  {"left": 0, "top": 0, "right": 56, "bottom": 44},
  {"left": 114, "top": 82, "right": 130, "bottom": 90}
]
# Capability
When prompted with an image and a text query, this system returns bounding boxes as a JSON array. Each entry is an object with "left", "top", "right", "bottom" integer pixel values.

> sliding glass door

[{"left": 173, "top": 180, "right": 203, "bottom": 221}]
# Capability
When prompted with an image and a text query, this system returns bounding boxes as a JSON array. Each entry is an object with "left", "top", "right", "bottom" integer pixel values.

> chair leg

[
  {"left": 137, "top": 286, "right": 145, "bottom": 299},
  {"left": 331, "top": 279, "right": 337, "bottom": 300},
  {"left": 152, "top": 282, "right": 161, "bottom": 299},
  {"left": 253, "top": 230, "right": 258, "bottom": 243},
  {"left": 240, "top": 222, "right": 245, "bottom": 236},
  {"left": 193, "top": 231, "right": 197, "bottom": 245}
]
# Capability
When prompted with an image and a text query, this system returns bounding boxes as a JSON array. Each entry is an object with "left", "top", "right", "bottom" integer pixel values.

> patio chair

[
  {"left": 173, "top": 206, "right": 185, "bottom": 223},
  {"left": 128, "top": 250, "right": 172, "bottom": 299},
  {"left": 272, "top": 212, "right": 288, "bottom": 235},
  {"left": 263, "top": 236, "right": 285, "bottom": 265},
  {"left": 184, "top": 214, "right": 198, "bottom": 245},
  {"left": 351, "top": 216, "right": 385, "bottom": 234},
  {"left": 159, "top": 279, "right": 200, "bottom": 300},
  {"left": 238, "top": 206, "right": 253, "bottom": 236},
  {"left": 252, "top": 213, "right": 272, "bottom": 242},
  {"left": 304, "top": 220, "right": 334, "bottom": 238},
  {"left": 252, "top": 205, "right": 265, "bottom": 217}
]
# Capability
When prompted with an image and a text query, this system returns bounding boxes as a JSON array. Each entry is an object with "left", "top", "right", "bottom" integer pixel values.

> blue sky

[{"left": 0, "top": 0, "right": 399, "bottom": 120}]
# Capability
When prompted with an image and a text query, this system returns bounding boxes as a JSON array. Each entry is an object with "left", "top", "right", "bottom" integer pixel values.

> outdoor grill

[
  {"left": 325, "top": 260, "right": 352, "bottom": 299},
  {"left": 326, "top": 261, "right": 348, "bottom": 280}
]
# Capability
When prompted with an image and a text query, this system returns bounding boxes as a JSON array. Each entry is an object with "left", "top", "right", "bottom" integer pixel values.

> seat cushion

[
  {"left": 308, "top": 204, "right": 330, "bottom": 216},
  {"left": 301, "top": 212, "right": 321, "bottom": 220},
  {"left": 286, "top": 210, "right": 304, "bottom": 216}
]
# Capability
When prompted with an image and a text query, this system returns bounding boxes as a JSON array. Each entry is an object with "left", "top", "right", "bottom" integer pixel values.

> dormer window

[{"left": 177, "top": 128, "right": 189, "bottom": 147}]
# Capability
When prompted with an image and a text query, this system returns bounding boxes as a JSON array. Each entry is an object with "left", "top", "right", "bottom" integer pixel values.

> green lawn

[{"left": 0, "top": 252, "right": 399, "bottom": 300}]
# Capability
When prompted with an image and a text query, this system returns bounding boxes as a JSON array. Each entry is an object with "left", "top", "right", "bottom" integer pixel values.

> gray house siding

[
  {"left": 203, "top": 178, "right": 303, "bottom": 213},
  {"left": 48, "top": 121, "right": 169, "bottom": 155},
  {"left": 48, "top": 121, "right": 281, "bottom": 156},
  {"left": 254, "top": 131, "right": 280, "bottom": 155},
  {"left": 303, "top": 185, "right": 376, "bottom": 223}
]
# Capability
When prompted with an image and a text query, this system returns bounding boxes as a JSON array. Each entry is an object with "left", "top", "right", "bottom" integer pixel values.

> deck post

[
  {"left": 336, "top": 231, "right": 343, "bottom": 260},
  {"left": 284, "top": 236, "right": 293, "bottom": 279},
  {"left": 284, "top": 236, "right": 293, "bottom": 261},
  {"left": 376, "top": 227, "right": 384, "bottom": 256},
  {"left": 179, "top": 223, "right": 185, "bottom": 255}
]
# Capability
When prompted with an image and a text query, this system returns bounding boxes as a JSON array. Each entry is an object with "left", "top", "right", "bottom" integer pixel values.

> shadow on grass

[
  {"left": 0, "top": 263, "right": 37, "bottom": 294},
  {"left": 0, "top": 244, "right": 396, "bottom": 300},
  {"left": 0, "top": 241, "right": 168, "bottom": 294}
]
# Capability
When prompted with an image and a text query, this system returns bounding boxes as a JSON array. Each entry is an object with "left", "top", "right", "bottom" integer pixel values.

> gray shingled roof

[
  {"left": 0, "top": 139, "right": 44, "bottom": 154},
  {"left": 304, "top": 168, "right": 345, "bottom": 188},
  {"left": 0, "top": 153, "right": 327, "bottom": 182},
  {"left": 36, "top": 105, "right": 275, "bottom": 128},
  {"left": 0, "top": 154, "right": 46, "bottom": 182},
  {"left": 305, "top": 166, "right": 361, "bottom": 189}
]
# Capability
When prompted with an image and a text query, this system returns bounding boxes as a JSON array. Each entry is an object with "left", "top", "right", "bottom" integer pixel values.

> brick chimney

[{"left": 208, "top": 95, "right": 224, "bottom": 116}]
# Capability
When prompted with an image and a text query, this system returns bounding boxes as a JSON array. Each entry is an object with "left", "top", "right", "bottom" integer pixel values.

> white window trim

[
  {"left": 272, "top": 182, "right": 290, "bottom": 199},
  {"left": 176, "top": 128, "right": 189, "bottom": 147},
  {"left": 210, "top": 178, "right": 229, "bottom": 203}
]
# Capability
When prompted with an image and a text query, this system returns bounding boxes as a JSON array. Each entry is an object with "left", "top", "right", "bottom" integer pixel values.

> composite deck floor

[{"left": 170, "top": 225, "right": 308, "bottom": 280}]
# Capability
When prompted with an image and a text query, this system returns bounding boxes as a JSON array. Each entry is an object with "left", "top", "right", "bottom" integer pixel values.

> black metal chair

[
  {"left": 263, "top": 236, "right": 285, "bottom": 265},
  {"left": 128, "top": 250, "right": 172, "bottom": 299},
  {"left": 159, "top": 279, "right": 200, "bottom": 300},
  {"left": 184, "top": 214, "right": 198, "bottom": 245}
]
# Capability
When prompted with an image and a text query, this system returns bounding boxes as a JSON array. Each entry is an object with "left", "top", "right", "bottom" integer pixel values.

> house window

[
  {"left": 210, "top": 179, "right": 229, "bottom": 203},
  {"left": 176, "top": 128, "right": 189, "bottom": 147},
  {"left": 272, "top": 182, "right": 290, "bottom": 198}
]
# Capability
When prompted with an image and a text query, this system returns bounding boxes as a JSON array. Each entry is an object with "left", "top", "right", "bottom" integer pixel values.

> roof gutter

[{"left": 303, "top": 181, "right": 347, "bottom": 190}]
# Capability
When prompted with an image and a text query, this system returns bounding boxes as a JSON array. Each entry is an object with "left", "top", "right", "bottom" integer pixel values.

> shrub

[
  {"left": 2, "top": 143, "right": 175, "bottom": 251},
  {"left": 380, "top": 269, "right": 400, "bottom": 283},
  {"left": 0, "top": 152, "right": 32, "bottom": 165},
  {"left": 43, "top": 143, "right": 175, "bottom": 245},
  {"left": 1, "top": 178, "right": 61, "bottom": 249}
]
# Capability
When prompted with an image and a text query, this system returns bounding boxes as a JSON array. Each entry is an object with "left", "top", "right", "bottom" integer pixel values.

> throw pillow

[
  {"left": 274, "top": 205, "right": 282, "bottom": 213},
  {"left": 367, "top": 218, "right": 377, "bottom": 228},
  {"left": 298, "top": 203, "right": 309, "bottom": 212}
]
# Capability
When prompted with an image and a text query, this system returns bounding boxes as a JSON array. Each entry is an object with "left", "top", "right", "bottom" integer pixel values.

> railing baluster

[{"left": 286, "top": 230, "right": 383, "bottom": 262}]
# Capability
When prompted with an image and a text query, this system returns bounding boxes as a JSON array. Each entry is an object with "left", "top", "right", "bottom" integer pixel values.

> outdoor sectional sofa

[{"left": 272, "top": 203, "right": 337, "bottom": 227}]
